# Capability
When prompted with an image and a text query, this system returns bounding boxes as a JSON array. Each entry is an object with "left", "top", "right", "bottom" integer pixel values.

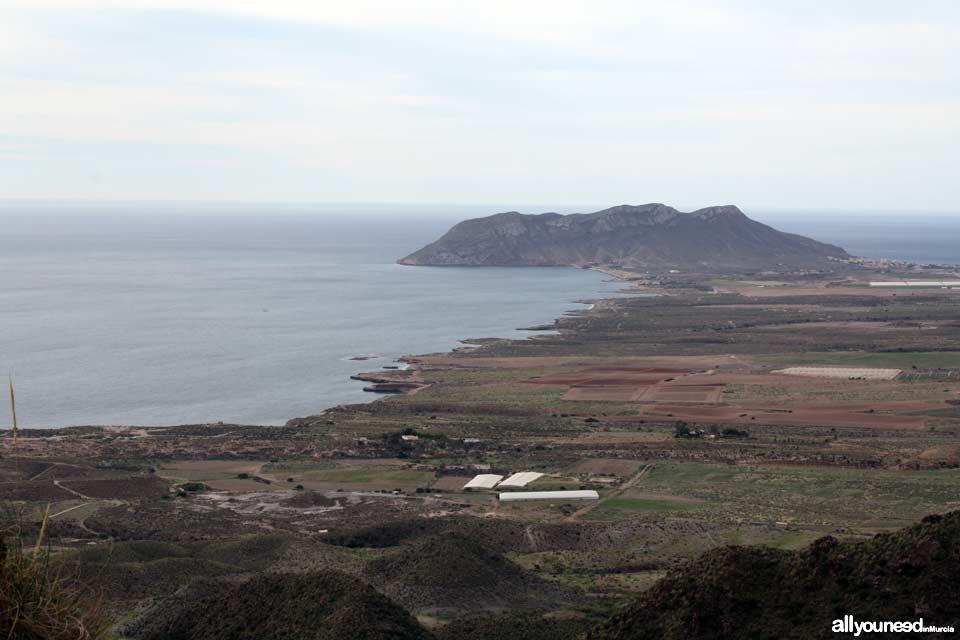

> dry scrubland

[{"left": 2, "top": 266, "right": 960, "bottom": 637}]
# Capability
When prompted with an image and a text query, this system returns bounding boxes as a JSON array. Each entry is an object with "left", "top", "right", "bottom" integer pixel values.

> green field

[
  {"left": 583, "top": 496, "right": 700, "bottom": 520},
  {"left": 634, "top": 462, "right": 960, "bottom": 530},
  {"left": 755, "top": 351, "right": 960, "bottom": 369}
]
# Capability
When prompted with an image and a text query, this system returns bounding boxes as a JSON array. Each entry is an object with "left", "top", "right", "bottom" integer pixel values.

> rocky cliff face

[{"left": 398, "top": 204, "right": 848, "bottom": 271}]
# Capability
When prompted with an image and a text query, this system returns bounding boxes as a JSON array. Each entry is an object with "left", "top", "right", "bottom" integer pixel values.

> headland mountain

[{"left": 399, "top": 203, "right": 849, "bottom": 270}]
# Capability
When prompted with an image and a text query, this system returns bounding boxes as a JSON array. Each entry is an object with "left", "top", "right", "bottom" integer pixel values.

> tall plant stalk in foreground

[
  {"left": 2, "top": 376, "right": 109, "bottom": 639},
  {"left": 7, "top": 375, "right": 16, "bottom": 452},
  {"left": 1, "top": 512, "right": 109, "bottom": 640},
  {"left": 31, "top": 508, "right": 49, "bottom": 560}
]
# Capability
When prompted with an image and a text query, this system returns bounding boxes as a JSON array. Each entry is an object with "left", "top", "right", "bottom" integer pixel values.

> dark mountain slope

[
  {"left": 436, "top": 610, "right": 593, "bottom": 640},
  {"left": 587, "top": 512, "right": 960, "bottom": 640},
  {"left": 399, "top": 204, "right": 848, "bottom": 271},
  {"left": 363, "top": 533, "right": 577, "bottom": 614},
  {"left": 126, "top": 570, "right": 432, "bottom": 640}
]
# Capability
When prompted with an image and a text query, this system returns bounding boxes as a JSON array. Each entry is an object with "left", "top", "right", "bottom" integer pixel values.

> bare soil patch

[{"left": 432, "top": 476, "right": 473, "bottom": 491}]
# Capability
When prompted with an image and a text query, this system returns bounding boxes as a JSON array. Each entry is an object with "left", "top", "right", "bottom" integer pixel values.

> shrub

[
  {"left": 721, "top": 427, "right": 751, "bottom": 439},
  {"left": 1, "top": 517, "right": 110, "bottom": 639}
]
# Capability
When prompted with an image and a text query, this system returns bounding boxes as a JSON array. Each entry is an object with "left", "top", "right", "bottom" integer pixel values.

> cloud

[
  {"left": 7, "top": 0, "right": 739, "bottom": 42},
  {"left": 0, "top": 1, "right": 958, "bottom": 208}
]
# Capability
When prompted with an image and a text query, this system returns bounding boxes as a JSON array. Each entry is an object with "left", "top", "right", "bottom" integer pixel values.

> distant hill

[
  {"left": 586, "top": 512, "right": 960, "bottom": 640},
  {"left": 126, "top": 570, "right": 432, "bottom": 640},
  {"left": 398, "top": 204, "right": 848, "bottom": 271}
]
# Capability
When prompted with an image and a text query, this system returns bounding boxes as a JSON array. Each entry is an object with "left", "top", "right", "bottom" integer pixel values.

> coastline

[
  {"left": 10, "top": 255, "right": 957, "bottom": 434},
  {"left": 6, "top": 267, "right": 629, "bottom": 433},
  {"left": 305, "top": 266, "right": 635, "bottom": 422}
]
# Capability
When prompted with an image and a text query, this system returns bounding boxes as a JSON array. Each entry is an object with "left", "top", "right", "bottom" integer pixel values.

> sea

[{"left": 1, "top": 202, "right": 957, "bottom": 428}]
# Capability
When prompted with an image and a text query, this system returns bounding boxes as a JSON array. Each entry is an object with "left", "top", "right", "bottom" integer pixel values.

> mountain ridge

[{"left": 399, "top": 203, "right": 849, "bottom": 271}]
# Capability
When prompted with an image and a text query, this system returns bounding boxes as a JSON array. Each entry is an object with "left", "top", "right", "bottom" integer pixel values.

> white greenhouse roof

[
  {"left": 499, "top": 490, "right": 599, "bottom": 502},
  {"left": 463, "top": 474, "right": 503, "bottom": 490},
  {"left": 498, "top": 471, "right": 545, "bottom": 488}
]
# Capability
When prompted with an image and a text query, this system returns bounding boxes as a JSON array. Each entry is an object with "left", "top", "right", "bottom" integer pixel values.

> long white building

[{"left": 499, "top": 490, "right": 600, "bottom": 502}]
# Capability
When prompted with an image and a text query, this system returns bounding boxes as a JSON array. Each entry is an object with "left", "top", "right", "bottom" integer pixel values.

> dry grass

[{"left": 1, "top": 512, "right": 110, "bottom": 640}]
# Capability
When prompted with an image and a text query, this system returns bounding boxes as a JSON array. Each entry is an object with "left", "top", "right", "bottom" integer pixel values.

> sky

[{"left": 1, "top": 1, "right": 958, "bottom": 211}]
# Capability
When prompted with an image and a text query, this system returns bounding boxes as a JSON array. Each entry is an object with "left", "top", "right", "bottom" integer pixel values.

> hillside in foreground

[
  {"left": 398, "top": 204, "right": 849, "bottom": 270},
  {"left": 113, "top": 512, "right": 960, "bottom": 640},
  {"left": 125, "top": 570, "right": 432, "bottom": 640},
  {"left": 363, "top": 532, "right": 577, "bottom": 615},
  {"left": 588, "top": 511, "right": 960, "bottom": 640}
]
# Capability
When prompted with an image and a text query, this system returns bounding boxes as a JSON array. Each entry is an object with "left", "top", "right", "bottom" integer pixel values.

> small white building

[{"left": 499, "top": 490, "right": 599, "bottom": 502}]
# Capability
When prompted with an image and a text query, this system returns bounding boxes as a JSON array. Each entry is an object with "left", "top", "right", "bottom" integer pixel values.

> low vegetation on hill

[
  {"left": 435, "top": 610, "right": 593, "bottom": 640},
  {"left": 588, "top": 511, "right": 960, "bottom": 640},
  {"left": 71, "top": 533, "right": 357, "bottom": 607},
  {"left": 125, "top": 570, "right": 432, "bottom": 640},
  {"left": 363, "top": 533, "right": 577, "bottom": 614},
  {"left": 0, "top": 526, "right": 108, "bottom": 640}
]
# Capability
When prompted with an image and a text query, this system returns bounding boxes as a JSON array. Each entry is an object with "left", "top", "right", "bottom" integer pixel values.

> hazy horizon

[{"left": 1, "top": 199, "right": 958, "bottom": 219}]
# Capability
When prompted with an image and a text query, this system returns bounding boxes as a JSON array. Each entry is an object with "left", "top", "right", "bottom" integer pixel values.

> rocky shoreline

[{"left": 340, "top": 268, "right": 634, "bottom": 404}]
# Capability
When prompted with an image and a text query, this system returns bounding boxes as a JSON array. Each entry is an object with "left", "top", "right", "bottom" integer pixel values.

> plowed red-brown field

[
  {"left": 636, "top": 383, "right": 726, "bottom": 404},
  {"left": 523, "top": 367, "right": 692, "bottom": 387}
]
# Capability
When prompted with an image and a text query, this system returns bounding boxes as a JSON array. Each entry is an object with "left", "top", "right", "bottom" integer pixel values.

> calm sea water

[
  {"left": 0, "top": 204, "right": 630, "bottom": 427},
  {"left": 1, "top": 204, "right": 957, "bottom": 428},
  {"left": 755, "top": 211, "right": 960, "bottom": 266}
]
